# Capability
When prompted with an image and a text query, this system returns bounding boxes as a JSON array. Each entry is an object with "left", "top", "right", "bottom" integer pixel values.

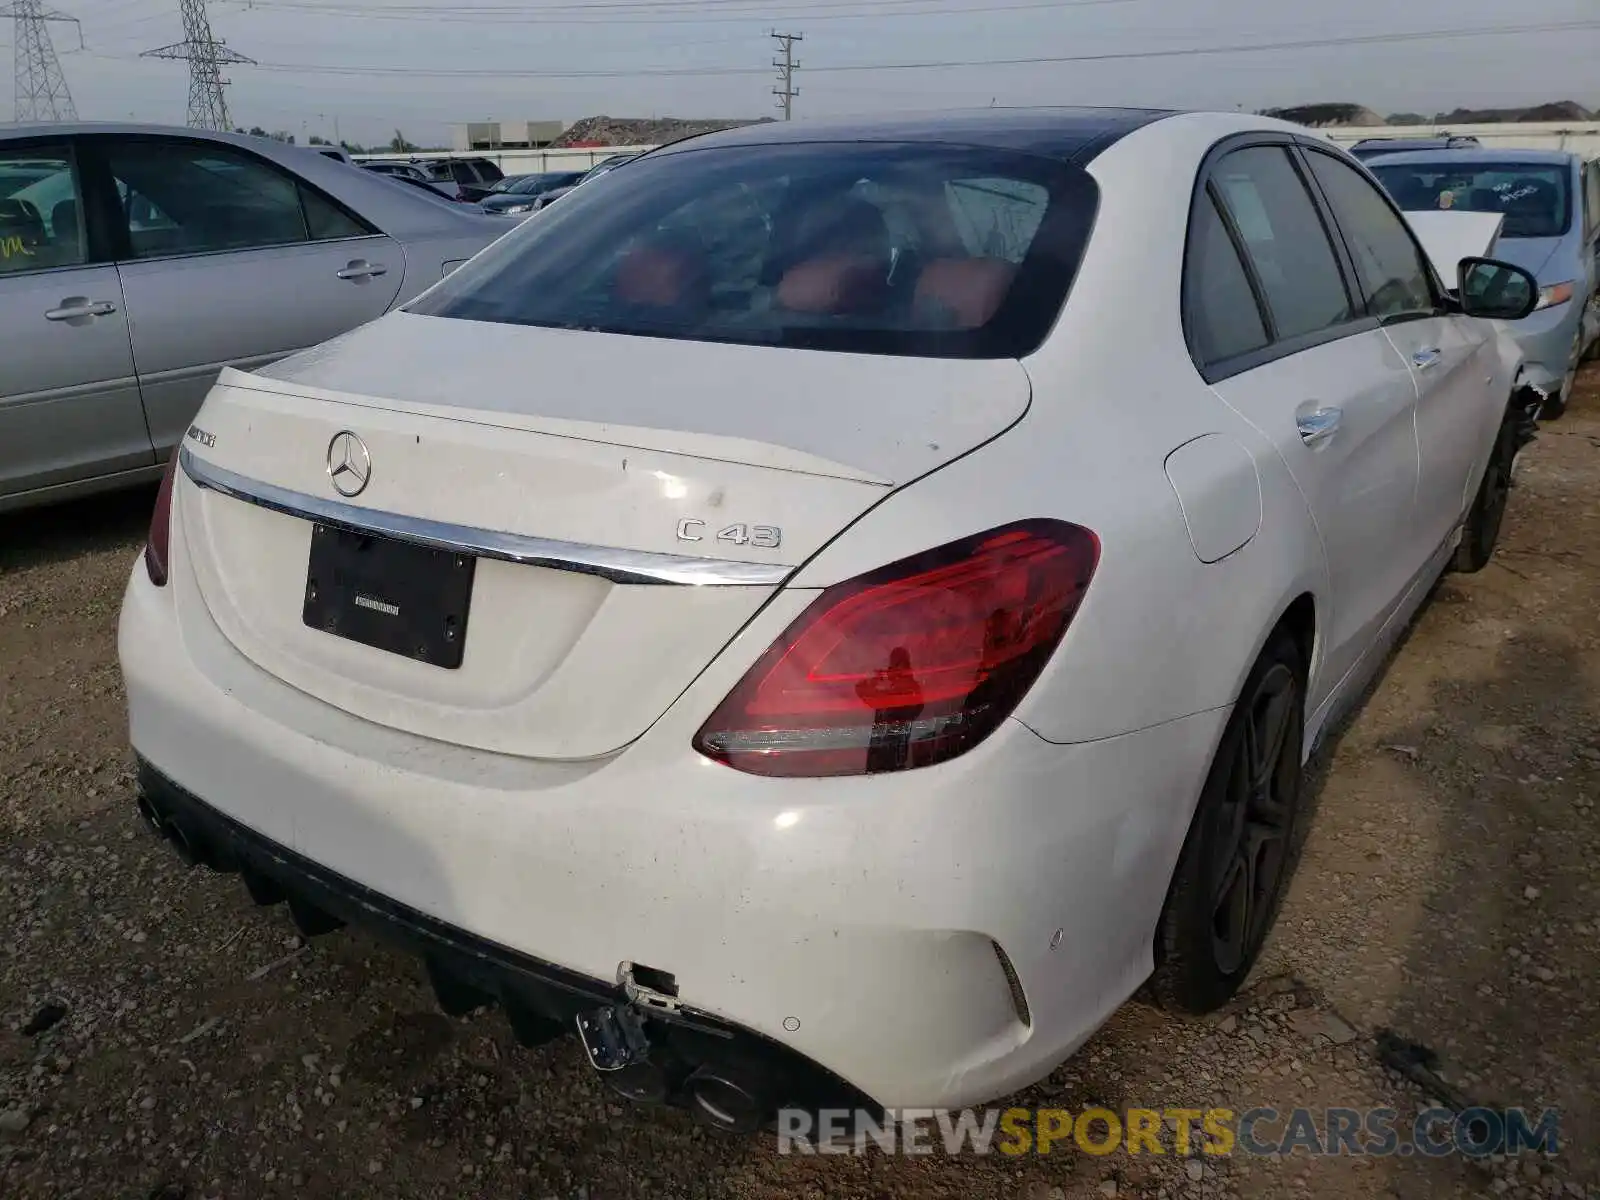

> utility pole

[
  {"left": 141, "top": 0, "right": 255, "bottom": 132},
  {"left": 3, "top": 0, "right": 81, "bottom": 122},
  {"left": 771, "top": 30, "right": 801, "bottom": 122}
]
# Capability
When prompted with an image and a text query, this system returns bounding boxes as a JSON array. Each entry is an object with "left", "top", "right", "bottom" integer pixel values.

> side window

[
  {"left": 1304, "top": 150, "right": 1435, "bottom": 321},
  {"left": 1211, "top": 145, "right": 1355, "bottom": 341},
  {"left": 300, "top": 185, "right": 370, "bottom": 240},
  {"left": 0, "top": 147, "right": 85, "bottom": 274},
  {"left": 1587, "top": 163, "right": 1600, "bottom": 241},
  {"left": 944, "top": 177, "right": 1049, "bottom": 262},
  {"left": 104, "top": 140, "right": 366, "bottom": 259},
  {"left": 1185, "top": 191, "right": 1270, "bottom": 366}
]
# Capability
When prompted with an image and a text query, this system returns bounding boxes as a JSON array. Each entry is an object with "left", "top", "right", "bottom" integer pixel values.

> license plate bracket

[{"left": 302, "top": 524, "right": 476, "bottom": 669}]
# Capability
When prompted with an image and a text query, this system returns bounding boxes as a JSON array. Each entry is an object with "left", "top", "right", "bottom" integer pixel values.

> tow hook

[
  {"left": 619, "top": 960, "right": 682, "bottom": 1017},
  {"left": 575, "top": 1004, "right": 651, "bottom": 1072},
  {"left": 574, "top": 962, "right": 682, "bottom": 1071}
]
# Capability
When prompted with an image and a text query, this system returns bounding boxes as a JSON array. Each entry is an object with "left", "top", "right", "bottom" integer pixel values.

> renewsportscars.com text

[{"left": 777, "top": 1106, "right": 1561, "bottom": 1159}]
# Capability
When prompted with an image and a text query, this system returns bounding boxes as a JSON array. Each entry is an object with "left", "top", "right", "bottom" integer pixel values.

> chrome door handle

[
  {"left": 44, "top": 299, "right": 117, "bottom": 321},
  {"left": 1297, "top": 406, "right": 1343, "bottom": 446},
  {"left": 1412, "top": 347, "right": 1442, "bottom": 371},
  {"left": 336, "top": 261, "right": 388, "bottom": 281}
]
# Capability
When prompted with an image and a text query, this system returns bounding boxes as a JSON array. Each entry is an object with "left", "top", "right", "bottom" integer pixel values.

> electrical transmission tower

[
  {"left": 771, "top": 30, "right": 802, "bottom": 121},
  {"left": 141, "top": 0, "right": 254, "bottom": 132},
  {"left": 3, "top": 0, "right": 81, "bottom": 122}
]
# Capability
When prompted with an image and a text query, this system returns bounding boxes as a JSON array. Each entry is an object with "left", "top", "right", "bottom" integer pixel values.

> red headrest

[
  {"left": 775, "top": 255, "right": 888, "bottom": 315},
  {"left": 614, "top": 243, "right": 709, "bottom": 311},
  {"left": 914, "top": 258, "right": 1018, "bottom": 329}
]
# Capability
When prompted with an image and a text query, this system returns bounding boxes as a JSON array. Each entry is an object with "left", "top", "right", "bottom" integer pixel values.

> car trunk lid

[{"left": 175, "top": 318, "right": 1031, "bottom": 760}]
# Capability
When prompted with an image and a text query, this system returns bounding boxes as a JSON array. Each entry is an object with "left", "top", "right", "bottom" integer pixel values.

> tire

[
  {"left": 1544, "top": 329, "right": 1585, "bottom": 419},
  {"left": 1148, "top": 630, "right": 1306, "bottom": 1014},
  {"left": 1452, "top": 413, "right": 1517, "bottom": 573}
]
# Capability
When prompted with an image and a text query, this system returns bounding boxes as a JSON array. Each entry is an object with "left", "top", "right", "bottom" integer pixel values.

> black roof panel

[{"left": 653, "top": 106, "right": 1176, "bottom": 164}]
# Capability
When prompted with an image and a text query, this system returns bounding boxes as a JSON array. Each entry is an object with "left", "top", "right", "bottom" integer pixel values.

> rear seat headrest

[
  {"left": 775, "top": 254, "right": 889, "bottom": 315},
  {"left": 913, "top": 258, "right": 1018, "bottom": 329},
  {"left": 614, "top": 240, "right": 710, "bottom": 312}
]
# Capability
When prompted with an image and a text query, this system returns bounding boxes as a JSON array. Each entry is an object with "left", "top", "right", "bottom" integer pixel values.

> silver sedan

[{"left": 0, "top": 122, "right": 507, "bottom": 511}]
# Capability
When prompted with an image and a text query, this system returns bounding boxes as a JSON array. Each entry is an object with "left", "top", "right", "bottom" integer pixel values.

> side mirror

[{"left": 1457, "top": 257, "right": 1539, "bottom": 321}]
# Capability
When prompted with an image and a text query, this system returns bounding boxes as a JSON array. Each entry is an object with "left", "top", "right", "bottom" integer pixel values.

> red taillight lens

[
  {"left": 144, "top": 451, "right": 180, "bottom": 587},
  {"left": 693, "top": 520, "right": 1099, "bottom": 777}
]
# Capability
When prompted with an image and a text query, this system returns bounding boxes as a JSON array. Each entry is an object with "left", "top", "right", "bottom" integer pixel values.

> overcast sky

[{"left": 26, "top": 0, "right": 1600, "bottom": 146}]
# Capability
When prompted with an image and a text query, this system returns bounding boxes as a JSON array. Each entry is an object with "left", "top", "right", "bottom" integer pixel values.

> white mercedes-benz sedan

[{"left": 119, "top": 108, "right": 1543, "bottom": 1129}]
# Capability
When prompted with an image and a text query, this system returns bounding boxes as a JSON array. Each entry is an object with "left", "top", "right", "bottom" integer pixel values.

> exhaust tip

[
  {"left": 162, "top": 819, "right": 199, "bottom": 867},
  {"left": 684, "top": 1068, "right": 766, "bottom": 1135},
  {"left": 604, "top": 1062, "right": 669, "bottom": 1105},
  {"left": 135, "top": 794, "right": 163, "bottom": 836}
]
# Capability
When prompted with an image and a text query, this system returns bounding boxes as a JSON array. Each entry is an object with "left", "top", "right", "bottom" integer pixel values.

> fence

[
  {"left": 1318, "top": 122, "right": 1600, "bottom": 158},
  {"left": 352, "top": 145, "right": 658, "bottom": 175}
]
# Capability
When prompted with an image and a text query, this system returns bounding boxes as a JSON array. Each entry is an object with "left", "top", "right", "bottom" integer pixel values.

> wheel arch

[{"left": 1145, "top": 587, "right": 1319, "bottom": 1000}]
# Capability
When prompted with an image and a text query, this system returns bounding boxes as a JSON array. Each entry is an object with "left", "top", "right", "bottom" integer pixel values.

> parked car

[
  {"left": 522, "top": 152, "right": 641, "bottom": 212},
  {"left": 414, "top": 156, "right": 505, "bottom": 203},
  {"left": 479, "top": 170, "right": 587, "bottom": 216},
  {"left": 373, "top": 169, "right": 479, "bottom": 207},
  {"left": 1346, "top": 133, "right": 1482, "bottom": 161},
  {"left": 123, "top": 109, "right": 1542, "bottom": 1130},
  {"left": 359, "top": 160, "right": 431, "bottom": 182},
  {"left": 0, "top": 122, "right": 506, "bottom": 510},
  {"left": 1370, "top": 148, "right": 1600, "bottom": 414}
]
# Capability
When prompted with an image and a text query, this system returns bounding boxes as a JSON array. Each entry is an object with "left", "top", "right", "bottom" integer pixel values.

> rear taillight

[
  {"left": 144, "top": 451, "right": 180, "bottom": 587},
  {"left": 693, "top": 520, "right": 1099, "bottom": 778}
]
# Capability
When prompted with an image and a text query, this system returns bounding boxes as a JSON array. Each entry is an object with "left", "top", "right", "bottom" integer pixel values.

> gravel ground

[{"left": 2, "top": 366, "right": 1597, "bottom": 1200}]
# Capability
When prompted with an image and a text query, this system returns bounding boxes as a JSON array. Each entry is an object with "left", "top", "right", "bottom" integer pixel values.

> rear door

[
  {"left": 0, "top": 139, "right": 151, "bottom": 501},
  {"left": 1189, "top": 139, "right": 1422, "bottom": 696},
  {"left": 88, "top": 134, "right": 404, "bottom": 459},
  {"left": 1300, "top": 144, "right": 1496, "bottom": 562}
]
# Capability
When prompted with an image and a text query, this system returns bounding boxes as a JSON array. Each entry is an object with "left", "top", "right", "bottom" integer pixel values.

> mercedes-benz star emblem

[{"left": 326, "top": 431, "right": 372, "bottom": 498}]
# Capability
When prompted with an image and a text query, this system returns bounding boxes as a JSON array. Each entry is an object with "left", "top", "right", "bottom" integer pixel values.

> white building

[{"left": 450, "top": 120, "right": 567, "bottom": 151}]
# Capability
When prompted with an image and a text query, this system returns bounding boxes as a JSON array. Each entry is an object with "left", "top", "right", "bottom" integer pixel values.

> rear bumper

[
  {"left": 120, "top": 539, "right": 1228, "bottom": 1111},
  {"left": 134, "top": 757, "right": 869, "bottom": 1119}
]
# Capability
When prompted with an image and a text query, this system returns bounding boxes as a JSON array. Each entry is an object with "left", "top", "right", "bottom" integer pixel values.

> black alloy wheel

[
  {"left": 1149, "top": 630, "right": 1306, "bottom": 1014},
  {"left": 1208, "top": 660, "right": 1300, "bottom": 976}
]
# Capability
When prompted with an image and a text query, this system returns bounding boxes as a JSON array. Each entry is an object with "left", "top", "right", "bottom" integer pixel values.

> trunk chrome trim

[{"left": 178, "top": 447, "right": 794, "bottom": 587}]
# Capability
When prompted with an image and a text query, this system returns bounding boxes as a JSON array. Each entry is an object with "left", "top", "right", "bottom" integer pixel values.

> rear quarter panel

[{"left": 789, "top": 113, "right": 1330, "bottom": 746}]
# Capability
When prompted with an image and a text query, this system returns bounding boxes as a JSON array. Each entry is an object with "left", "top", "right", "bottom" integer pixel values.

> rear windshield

[
  {"left": 408, "top": 142, "right": 1099, "bottom": 359},
  {"left": 1370, "top": 161, "right": 1572, "bottom": 238}
]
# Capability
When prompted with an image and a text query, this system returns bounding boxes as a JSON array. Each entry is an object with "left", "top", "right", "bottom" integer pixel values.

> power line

[
  {"left": 141, "top": 0, "right": 256, "bottom": 130},
  {"left": 3, "top": 0, "right": 80, "bottom": 121},
  {"left": 772, "top": 29, "right": 800, "bottom": 120},
  {"left": 109, "top": 18, "right": 1596, "bottom": 79},
  {"left": 218, "top": 0, "right": 1134, "bottom": 25}
]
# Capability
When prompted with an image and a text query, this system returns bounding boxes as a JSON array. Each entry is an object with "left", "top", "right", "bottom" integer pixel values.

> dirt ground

[{"left": 2, "top": 367, "right": 1597, "bottom": 1200}]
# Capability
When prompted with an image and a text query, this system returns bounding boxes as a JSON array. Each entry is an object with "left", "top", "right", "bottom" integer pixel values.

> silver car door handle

[
  {"left": 1297, "top": 406, "right": 1343, "bottom": 446},
  {"left": 44, "top": 299, "right": 117, "bottom": 321},
  {"left": 1412, "top": 347, "right": 1442, "bottom": 371},
  {"left": 336, "top": 261, "right": 388, "bottom": 280}
]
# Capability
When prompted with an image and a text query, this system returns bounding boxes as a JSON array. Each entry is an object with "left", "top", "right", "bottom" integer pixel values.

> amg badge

[{"left": 676, "top": 519, "right": 781, "bottom": 549}]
